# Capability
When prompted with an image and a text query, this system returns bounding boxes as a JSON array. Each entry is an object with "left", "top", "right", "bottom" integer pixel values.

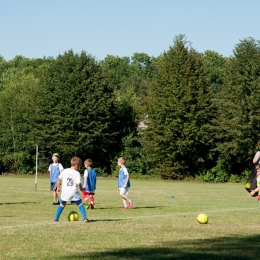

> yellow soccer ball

[
  {"left": 68, "top": 211, "right": 79, "bottom": 222},
  {"left": 197, "top": 213, "right": 208, "bottom": 224}
]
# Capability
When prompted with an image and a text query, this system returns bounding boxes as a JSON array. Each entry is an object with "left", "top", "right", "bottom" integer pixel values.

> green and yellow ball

[
  {"left": 67, "top": 211, "right": 79, "bottom": 222},
  {"left": 197, "top": 213, "right": 208, "bottom": 224}
]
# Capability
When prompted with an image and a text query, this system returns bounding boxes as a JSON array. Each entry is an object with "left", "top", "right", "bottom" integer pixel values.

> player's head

[
  {"left": 118, "top": 157, "right": 126, "bottom": 167},
  {"left": 256, "top": 164, "right": 260, "bottom": 172},
  {"left": 71, "top": 157, "right": 82, "bottom": 169},
  {"left": 84, "top": 159, "right": 93, "bottom": 168},
  {"left": 52, "top": 153, "right": 60, "bottom": 162}
]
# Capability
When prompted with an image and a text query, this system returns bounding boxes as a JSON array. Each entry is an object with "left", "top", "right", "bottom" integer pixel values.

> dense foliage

[{"left": 0, "top": 35, "right": 260, "bottom": 180}]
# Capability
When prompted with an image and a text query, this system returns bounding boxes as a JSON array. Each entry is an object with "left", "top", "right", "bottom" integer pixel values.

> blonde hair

[
  {"left": 84, "top": 159, "right": 93, "bottom": 167},
  {"left": 118, "top": 157, "right": 126, "bottom": 164},
  {"left": 71, "top": 157, "right": 82, "bottom": 167}
]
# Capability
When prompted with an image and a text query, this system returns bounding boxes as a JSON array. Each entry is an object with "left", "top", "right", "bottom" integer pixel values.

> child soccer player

[
  {"left": 82, "top": 159, "right": 97, "bottom": 209},
  {"left": 49, "top": 153, "right": 64, "bottom": 205},
  {"left": 54, "top": 157, "right": 88, "bottom": 222},
  {"left": 117, "top": 157, "right": 134, "bottom": 210},
  {"left": 250, "top": 164, "right": 260, "bottom": 205}
]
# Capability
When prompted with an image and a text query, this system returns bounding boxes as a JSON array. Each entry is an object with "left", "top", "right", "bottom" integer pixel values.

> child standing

[
  {"left": 49, "top": 153, "right": 64, "bottom": 205},
  {"left": 54, "top": 157, "right": 88, "bottom": 222},
  {"left": 82, "top": 159, "right": 97, "bottom": 209},
  {"left": 117, "top": 157, "right": 134, "bottom": 210}
]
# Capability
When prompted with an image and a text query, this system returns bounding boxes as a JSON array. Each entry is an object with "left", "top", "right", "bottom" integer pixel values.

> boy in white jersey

[{"left": 54, "top": 157, "right": 88, "bottom": 222}]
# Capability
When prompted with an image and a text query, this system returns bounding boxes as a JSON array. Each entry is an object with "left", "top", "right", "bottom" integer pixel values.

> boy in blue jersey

[
  {"left": 49, "top": 153, "right": 64, "bottom": 205},
  {"left": 82, "top": 159, "right": 97, "bottom": 209},
  {"left": 117, "top": 157, "right": 134, "bottom": 209}
]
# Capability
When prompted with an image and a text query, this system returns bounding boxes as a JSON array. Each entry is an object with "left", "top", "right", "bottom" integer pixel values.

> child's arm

[
  {"left": 253, "top": 151, "right": 260, "bottom": 164},
  {"left": 77, "top": 183, "right": 83, "bottom": 191},
  {"left": 57, "top": 178, "right": 61, "bottom": 193},
  {"left": 123, "top": 167, "right": 129, "bottom": 188},
  {"left": 250, "top": 187, "right": 260, "bottom": 196},
  {"left": 59, "top": 163, "right": 64, "bottom": 174},
  {"left": 83, "top": 177, "right": 87, "bottom": 189},
  {"left": 123, "top": 174, "right": 129, "bottom": 188}
]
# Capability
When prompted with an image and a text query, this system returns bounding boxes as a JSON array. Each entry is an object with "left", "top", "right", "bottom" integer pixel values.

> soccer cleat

[
  {"left": 54, "top": 220, "right": 59, "bottom": 222},
  {"left": 86, "top": 202, "right": 91, "bottom": 209},
  {"left": 83, "top": 218, "right": 89, "bottom": 223},
  {"left": 129, "top": 200, "right": 134, "bottom": 209},
  {"left": 121, "top": 206, "right": 129, "bottom": 210},
  {"left": 90, "top": 204, "right": 94, "bottom": 209}
]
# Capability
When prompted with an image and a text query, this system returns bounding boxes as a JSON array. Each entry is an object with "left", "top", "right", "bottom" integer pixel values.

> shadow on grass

[
  {"left": 1, "top": 202, "right": 37, "bottom": 205},
  {"left": 88, "top": 218, "right": 125, "bottom": 223},
  {"left": 94, "top": 206, "right": 162, "bottom": 210},
  {"left": 60, "top": 235, "right": 260, "bottom": 259}
]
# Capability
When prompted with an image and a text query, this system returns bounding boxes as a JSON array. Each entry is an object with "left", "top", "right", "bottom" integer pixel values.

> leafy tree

[
  {"left": 0, "top": 71, "right": 39, "bottom": 172},
  {"left": 141, "top": 35, "right": 213, "bottom": 179},
  {"left": 100, "top": 55, "right": 130, "bottom": 90},
  {"left": 0, "top": 55, "right": 7, "bottom": 90},
  {"left": 202, "top": 50, "right": 227, "bottom": 97}
]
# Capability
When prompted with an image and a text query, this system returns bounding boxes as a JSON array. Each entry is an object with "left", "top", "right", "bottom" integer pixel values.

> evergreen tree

[
  {"left": 35, "top": 50, "right": 118, "bottom": 172},
  {"left": 141, "top": 35, "right": 213, "bottom": 179},
  {"left": 213, "top": 37, "right": 260, "bottom": 174}
]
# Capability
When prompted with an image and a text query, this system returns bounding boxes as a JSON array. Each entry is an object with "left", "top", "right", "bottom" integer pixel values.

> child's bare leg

[
  {"left": 52, "top": 190, "right": 58, "bottom": 202},
  {"left": 120, "top": 194, "right": 129, "bottom": 207}
]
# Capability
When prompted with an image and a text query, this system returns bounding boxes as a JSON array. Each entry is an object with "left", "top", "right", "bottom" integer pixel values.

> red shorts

[{"left": 82, "top": 191, "right": 95, "bottom": 197}]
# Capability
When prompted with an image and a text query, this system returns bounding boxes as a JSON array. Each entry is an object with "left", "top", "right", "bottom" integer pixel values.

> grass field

[{"left": 0, "top": 175, "right": 259, "bottom": 260}]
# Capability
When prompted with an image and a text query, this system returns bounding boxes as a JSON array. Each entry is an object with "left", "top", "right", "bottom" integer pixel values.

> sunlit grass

[{"left": 0, "top": 175, "right": 259, "bottom": 259}]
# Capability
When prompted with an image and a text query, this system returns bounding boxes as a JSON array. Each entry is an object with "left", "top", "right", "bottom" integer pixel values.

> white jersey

[{"left": 59, "top": 168, "right": 81, "bottom": 201}]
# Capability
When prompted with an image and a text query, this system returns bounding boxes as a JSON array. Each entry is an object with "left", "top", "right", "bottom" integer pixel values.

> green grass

[{"left": 0, "top": 175, "right": 259, "bottom": 259}]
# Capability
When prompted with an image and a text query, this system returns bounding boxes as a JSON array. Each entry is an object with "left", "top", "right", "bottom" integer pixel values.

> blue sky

[{"left": 1, "top": 0, "right": 260, "bottom": 61}]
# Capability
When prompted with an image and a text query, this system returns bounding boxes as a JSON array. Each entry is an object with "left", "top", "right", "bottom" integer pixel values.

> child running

[
  {"left": 82, "top": 159, "right": 97, "bottom": 209},
  {"left": 117, "top": 157, "right": 134, "bottom": 210},
  {"left": 54, "top": 157, "right": 88, "bottom": 222}
]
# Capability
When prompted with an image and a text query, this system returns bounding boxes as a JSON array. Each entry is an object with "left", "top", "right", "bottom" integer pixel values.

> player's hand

[
  {"left": 57, "top": 187, "right": 61, "bottom": 193},
  {"left": 250, "top": 190, "right": 255, "bottom": 196}
]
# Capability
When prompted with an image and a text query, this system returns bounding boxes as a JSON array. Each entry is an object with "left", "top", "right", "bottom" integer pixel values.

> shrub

[
  {"left": 195, "top": 170, "right": 215, "bottom": 182},
  {"left": 229, "top": 174, "right": 241, "bottom": 183},
  {"left": 241, "top": 169, "right": 251, "bottom": 183}
]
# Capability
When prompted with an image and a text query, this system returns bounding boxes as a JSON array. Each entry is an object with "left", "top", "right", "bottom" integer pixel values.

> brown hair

[
  {"left": 71, "top": 157, "right": 82, "bottom": 167},
  {"left": 84, "top": 159, "right": 93, "bottom": 167},
  {"left": 256, "top": 164, "right": 260, "bottom": 170}
]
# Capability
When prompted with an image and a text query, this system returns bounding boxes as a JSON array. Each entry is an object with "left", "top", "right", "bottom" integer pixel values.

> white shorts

[{"left": 119, "top": 187, "right": 129, "bottom": 195}]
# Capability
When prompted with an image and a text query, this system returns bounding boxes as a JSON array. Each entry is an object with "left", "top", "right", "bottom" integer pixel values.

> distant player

[
  {"left": 49, "top": 153, "right": 64, "bottom": 205},
  {"left": 82, "top": 159, "right": 97, "bottom": 209},
  {"left": 117, "top": 157, "right": 134, "bottom": 209},
  {"left": 54, "top": 157, "right": 88, "bottom": 222},
  {"left": 250, "top": 164, "right": 260, "bottom": 205}
]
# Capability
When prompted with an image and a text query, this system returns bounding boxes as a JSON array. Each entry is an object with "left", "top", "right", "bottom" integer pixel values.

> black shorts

[{"left": 50, "top": 182, "right": 57, "bottom": 191}]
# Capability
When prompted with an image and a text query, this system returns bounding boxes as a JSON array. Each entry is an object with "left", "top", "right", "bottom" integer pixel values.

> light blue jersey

[
  {"left": 82, "top": 168, "right": 96, "bottom": 192},
  {"left": 49, "top": 163, "right": 63, "bottom": 183},
  {"left": 118, "top": 166, "right": 130, "bottom": 188}
]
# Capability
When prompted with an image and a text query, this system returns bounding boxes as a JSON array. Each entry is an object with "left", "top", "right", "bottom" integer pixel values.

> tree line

[{"left": 0, "top": 35, "right": 260, "bottom": 181}]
